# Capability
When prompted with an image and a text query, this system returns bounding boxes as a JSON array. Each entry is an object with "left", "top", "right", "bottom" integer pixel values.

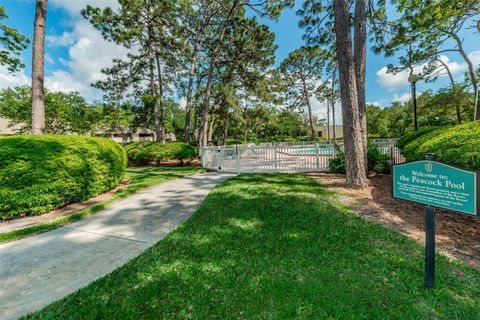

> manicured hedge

[
  {"left": 125, "top": 141, "right": 197, "bottom": 165},
  {"left": 401, "top": 122, "right": 480, "bottom": 170},
  {"left": 396, "top": 127, "right": 444, "bottom": 150},
  {"left": 0, "top": 135, "right": 127, "bottom": 220}
]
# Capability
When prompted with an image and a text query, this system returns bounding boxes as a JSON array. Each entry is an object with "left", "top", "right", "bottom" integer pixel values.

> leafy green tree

[
  {"left": 373, "top": 0, "right": 480, "bottom": 120},
  {"left": 0, "top": 86, "right": 102, "bottom": 134},
  {"left": 297, "top": 0, "right": 389, "bottom": 187},
  {"left": 197, "top": 0, "right": 294, "bottom": 147},
  {"left": 83, "top": 0, "right": 181, "bottom": 142},
  {"left": 280, "top": 46, "right": 325, "bottom": 139},
  {"left": 366, "top": 104, "right": 389, "bottom": 138},
  {"left": 0, "top": 5, "right": 29, "bottom": 72}
]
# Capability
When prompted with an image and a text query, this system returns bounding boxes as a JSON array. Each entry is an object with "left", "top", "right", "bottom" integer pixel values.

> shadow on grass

[{"left": 25, "top": 174, "right": 480, "bottom": 320}]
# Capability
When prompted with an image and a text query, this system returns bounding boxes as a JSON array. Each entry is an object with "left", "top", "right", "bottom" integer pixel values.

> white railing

[{"left": 201, "top": 139, "right": 404, "bottom": 173}]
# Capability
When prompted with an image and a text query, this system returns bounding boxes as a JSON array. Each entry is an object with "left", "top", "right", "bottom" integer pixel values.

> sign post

[
  {"left": 392, "top": 154, "right": 479, "bottom": 289},
  {"left": 424, "top": 153, "right": 436, "bottom": 289},
  {"left": 424, "top": 205, "right": 435, "bottom": 288}
]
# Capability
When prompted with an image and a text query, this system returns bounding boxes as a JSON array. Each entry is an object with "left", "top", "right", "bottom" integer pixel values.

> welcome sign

[{"left": 392, "top": 160, "right": 479, "bottom": 215}]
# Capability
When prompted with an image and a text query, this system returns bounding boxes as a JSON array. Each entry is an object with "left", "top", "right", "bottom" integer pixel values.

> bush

[
  {"left": 328, "top": 145, "right": 346, "bottom": 174},
  {"left": 328, "top": 143, "right": 390, "bottom": 174},
  {"left": 225, "top": 138, "right": 244, "bottom": 145},
  {"left": 402, "top": 122, "right": 480, "bottom": 170},
  {"left": 367, "top": 144, "right": 391, "bottom": 173},
  {"left": 125, "top": 141, "right": 197, "bottom": 165},
  {"left": 396, "top": 127, "right": 444, "bottom": 150},
  {"left": 0, "top": 135, "right": 127, "bottom": 220}
]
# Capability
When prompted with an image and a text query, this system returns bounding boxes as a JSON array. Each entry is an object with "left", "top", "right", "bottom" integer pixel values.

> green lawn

[
  {"left": 0, "top": 167, "right": 206, "bottom": 243},
  {"left": 25, "top": 174, "right": 480, "bottom": 319}
]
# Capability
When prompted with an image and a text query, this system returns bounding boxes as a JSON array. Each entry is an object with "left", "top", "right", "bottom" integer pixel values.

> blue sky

[{"left": 1, "top": 0, "right": 479, "bottom": 120}]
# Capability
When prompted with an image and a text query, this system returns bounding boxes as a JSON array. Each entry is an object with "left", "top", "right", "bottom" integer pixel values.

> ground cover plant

[
  {"left": 0, "top": 135, "right": 127, "bottom": 219},
  {"left": 125, "top": 141, "right": 197, "bottom": 165},
  {"left": 26, "top": 174, "right": 480, "bottom": 319},
  {"left": 400, "top": 122, "right": 480, "bottom": 170},
  {"left": 0, "top": 166, "right": 206, "bottom": 243}
]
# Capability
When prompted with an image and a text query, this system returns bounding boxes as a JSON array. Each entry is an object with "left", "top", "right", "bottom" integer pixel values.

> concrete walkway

[{"left": 0, "top": 172, "right": 233, "bottom": 320}]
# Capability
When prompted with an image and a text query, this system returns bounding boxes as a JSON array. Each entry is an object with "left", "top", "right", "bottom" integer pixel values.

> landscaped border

[{"left": 0, "top": 167, "right": 206, "bottom": 244}]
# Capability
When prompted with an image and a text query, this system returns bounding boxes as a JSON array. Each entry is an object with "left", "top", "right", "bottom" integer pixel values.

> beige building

[
  {"left": 0, "top": 117, "right": 176, "bottom": 143},
  {"left": 0, "top": 117, "right": 19, "bottom": 136},
  {"left": 317, "top": 125, "right": 344, "bottom": 140}
]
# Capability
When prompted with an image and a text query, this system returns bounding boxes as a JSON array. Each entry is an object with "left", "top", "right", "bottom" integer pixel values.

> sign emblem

[{"left": 425, "top": 162, "right": 433, "bottom": 172}]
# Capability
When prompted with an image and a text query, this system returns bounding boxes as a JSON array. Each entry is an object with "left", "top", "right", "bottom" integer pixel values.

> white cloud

[
  {"left": 375, "top": 53, "right": 478, "bottom": 91},
  {"left": 0, "top": 0, "right": 128, "bottom": 101},
  {"left": 44, "top": 1, "right": 129, "bottom": 101},
  {"left": 46, "top": 31, "right": 76, "bottom": 47},
  {"left": 376, "top": 64, "right": 425, "bottom": 91},
  {"left": 311, "top": 96, "right": 342, "bottom": 124},
  {"left": 0, "top": 66, "right": 29, "bottom": 90},
  {"left": 468, "top": 51, "right": 480, "bottom": 67},
  {"left": 44, "top": 53, "right": 54, "bottom": 65},
  {"left": 49, "top": 0, "right": 119, "bottom": 16},
  {"left": 392, "top": 92, "right": 412, "bottom": 103}
]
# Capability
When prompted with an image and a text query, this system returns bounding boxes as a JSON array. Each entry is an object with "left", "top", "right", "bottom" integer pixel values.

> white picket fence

[{"left": 201, "top": 140, "right": 404, "bottom": 174}]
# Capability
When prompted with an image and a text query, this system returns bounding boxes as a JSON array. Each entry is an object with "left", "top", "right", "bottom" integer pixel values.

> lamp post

[{"left": 408, "top": 74, "right": 422, "bottom": 131}]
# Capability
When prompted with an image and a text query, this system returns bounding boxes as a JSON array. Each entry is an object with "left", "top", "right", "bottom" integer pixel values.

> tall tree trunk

[
  {"left": 207, "top": 114, "right": 215, "bottom": 144},
  {"left": 437, "top": 58, "right": 461, "bottom": 124},
  {"left": 192, "top": 74, "right": 203, "bottom": 141},
  {"left": 147, "top": 27, "right": 161, "bottom": 142},
  {"left": 331, "top": 69, "right": 337, "bottom": 140},
  {"left": 223, "top": 108, "right": 229, "bottom": 145},
  {"left": 301, "top": 77, "right": 316, "bottom": 139},
  {"left": 198, "top": 1, "right": 239, "bottom": 147},
  {"left": 353, "top": 0, "right": 367, "bottom": 171},
  {"left": 184, "top": 34, "right": 199, "bottom": 143},
  {"left": 333, "top": 0, "right": 368, "bottom": 189},
  {"left": 155, "top": 52, "right": 166, "bottom": 143},
  {"left": 326, "top": 99, "right": 330, "bottom": 141},
  {"left": 31, "top": 0, "right": 47, "bottom": 135},
  {"left": 451, "top": 33, "right": 479, "bottom": 120}
]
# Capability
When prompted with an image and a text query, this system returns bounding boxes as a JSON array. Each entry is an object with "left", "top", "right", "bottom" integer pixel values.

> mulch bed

[
  {"left": 307, "top": 173, "right": 480, "bottom": 269},
  {"left": 129, "top": 159, "right": 202, "bottom": 167}
]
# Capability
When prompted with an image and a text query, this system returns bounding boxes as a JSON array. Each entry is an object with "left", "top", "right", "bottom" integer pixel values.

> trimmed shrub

[
  {"left": 328, "top": 143, "right": 390, "bottom": 174},
  {"left": 125, "top": 141, "right": 197, "bottom": 165},
  {"left": 225, "top": 138, "right": 244, "bottom": 145},
  {"left": 402, "top": 122, "right": 480, "bottom": 170},
  {"left": 0, "top": 135, "right": 127, "bottom": 219},
  {"left": 396, "top": 127, "right": 444, "bottom": 150}
]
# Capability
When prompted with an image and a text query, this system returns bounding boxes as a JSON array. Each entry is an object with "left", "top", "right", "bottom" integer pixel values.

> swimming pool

[
  {"left": 285, "top": 146, "right": 396, "bottom": 155},
  {"left": 283, "top": 147, "right": 335, "bottom": 155}
]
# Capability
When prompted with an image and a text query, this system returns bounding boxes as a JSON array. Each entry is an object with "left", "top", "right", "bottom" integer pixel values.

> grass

[
  {"left": 24, "top": 174, "right": 480, "bottom": 319},
  {"left": 0, "top": 167, "right": 206, "bottom": 244}
]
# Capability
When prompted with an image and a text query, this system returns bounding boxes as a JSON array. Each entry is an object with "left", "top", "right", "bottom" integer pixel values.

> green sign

[{"left": 392, "top": 160, "right": 479, "bottom": 215}]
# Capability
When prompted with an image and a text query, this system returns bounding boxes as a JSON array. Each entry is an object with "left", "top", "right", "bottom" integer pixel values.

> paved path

[{"left": 0, "top": 172, "right": 233, "bottom": 320}]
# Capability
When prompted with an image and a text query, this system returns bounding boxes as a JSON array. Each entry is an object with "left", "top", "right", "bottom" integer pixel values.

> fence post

[
  {"left": 216, "top": 146, "right": 221, "bottom": 171},
  {"left": 236, "top": 145, "right": 240, "bottom": 174},
  {"left": 315, "top": 142, "right": 320, "bottom": 170},
  {"left": 274, "top": 145, "right": 278, "bottom": 171},
  {"left": 390, "top": 146, "right": 394, "bottom": 165}
]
